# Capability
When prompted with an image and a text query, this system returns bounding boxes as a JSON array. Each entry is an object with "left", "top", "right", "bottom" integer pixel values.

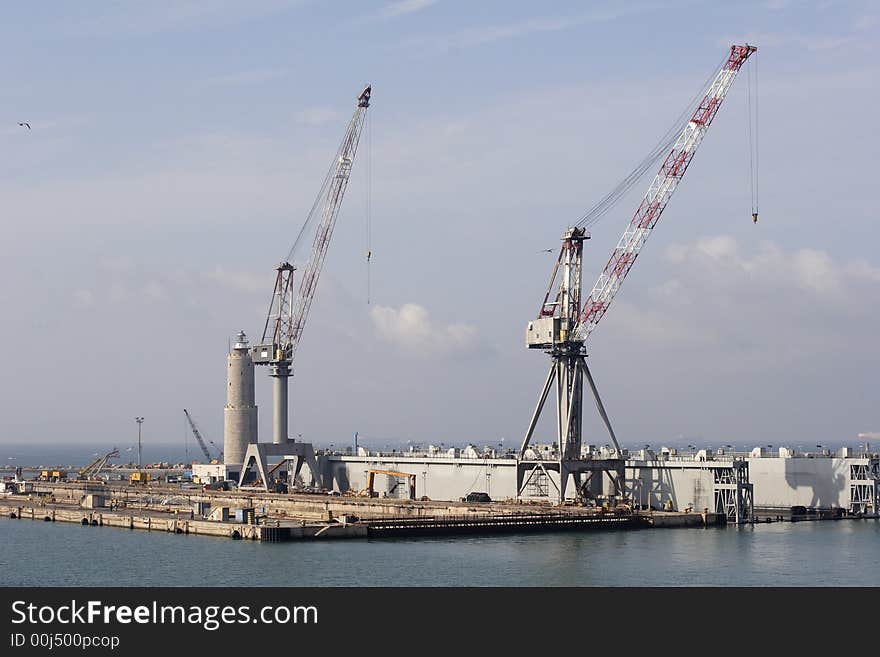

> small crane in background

[
  {"left": 184, "top": 409, "right": 222, "bottom": 463},
  {"left": 78, "top": 448, "right": 119, "bottom": 481}
]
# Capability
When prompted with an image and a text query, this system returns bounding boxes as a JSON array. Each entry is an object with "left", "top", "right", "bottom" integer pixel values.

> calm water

[{"left": 2, "top": 518, "right": 878, "bottom": 586}]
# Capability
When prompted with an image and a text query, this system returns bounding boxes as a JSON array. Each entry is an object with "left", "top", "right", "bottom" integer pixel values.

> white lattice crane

[
  {"left": 521, "top": 45, "right": 757, "bottom": 502},
  {"left": 253, "top": 85, "right": 371, "bottom": 444}
]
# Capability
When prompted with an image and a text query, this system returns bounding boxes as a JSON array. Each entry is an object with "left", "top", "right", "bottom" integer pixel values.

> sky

[{"left": 0, "top": 0, "right": 877, "bottom": 455}]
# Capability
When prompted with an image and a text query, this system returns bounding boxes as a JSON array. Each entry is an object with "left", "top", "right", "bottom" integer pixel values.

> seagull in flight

[
  {"left": 18, "top": 122, "right": 30, "bottom": 130},
  {"left": 539, "top": 248, "right": 553, "bottom": 253}
]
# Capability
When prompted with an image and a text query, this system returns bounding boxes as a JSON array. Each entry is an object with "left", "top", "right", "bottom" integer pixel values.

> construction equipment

[
  {"left": 129, "top": 471, "right": 152, "bottom": 485},
  {"left": 38, "top": 470, "right": 67, "bottom": 482},
  {"left": 78, "top": 449, "right": 119, "bottom": 481},
  {"left": 245, "top": 459, "right": 289, "bottom": 491},
  {"left": 184, "top": 409, "right": 222, "bottom": 462},
  {"left": 364, "top": 469, "right": 416, "bottom": 499},
  {"left": 253, "top": 85, "right": 371, "bottom": 445},
  {"left": 521, "top": 45, "right": 757, "bottom": 502}
]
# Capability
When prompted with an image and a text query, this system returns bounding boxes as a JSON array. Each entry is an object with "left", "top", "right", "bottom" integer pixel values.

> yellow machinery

[
  {"left": 129, "top": 471, "right": 152, "bottom": 485},
  {"left": 364, "top": 469, "right": 416, "bottom": 500},
  {"left": 38, "top": 470, "right": 67, "bottom": 482}
]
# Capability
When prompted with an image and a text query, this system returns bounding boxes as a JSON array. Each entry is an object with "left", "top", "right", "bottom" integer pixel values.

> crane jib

[
  {"left": 573, "top": 44, "right": 756, "bottom": 343},
  {"left": 255, "top": 85, "right": 371, "bottom": 369}
]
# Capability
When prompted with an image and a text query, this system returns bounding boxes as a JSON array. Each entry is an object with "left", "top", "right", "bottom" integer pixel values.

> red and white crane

[
  {"left": 520, "top": 45, "right": 756, "bottom": 502},
  {"left": 576, "top": 45, "right": 756, "bottom": 342}
]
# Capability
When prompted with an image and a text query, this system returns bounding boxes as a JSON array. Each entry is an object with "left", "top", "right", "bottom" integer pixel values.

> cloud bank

[{"left": 370, "top": 303, "right": 479, "bottom": 356}]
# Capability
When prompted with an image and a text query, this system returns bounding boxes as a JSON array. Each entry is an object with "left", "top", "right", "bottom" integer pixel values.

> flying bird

[
  {"left": 18, "top": 122, "right": 30, "bottom": 130},
  {"left": 539, "top": 248, "right": 553, "bottom": 253}
]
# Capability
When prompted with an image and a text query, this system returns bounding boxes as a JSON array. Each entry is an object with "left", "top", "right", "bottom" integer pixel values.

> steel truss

[
  {"left": 849, "top": 461, "right": 879, "bottom": 515},
  {"left": 712, "top": 461, "right": 753, "bottom": 524}
]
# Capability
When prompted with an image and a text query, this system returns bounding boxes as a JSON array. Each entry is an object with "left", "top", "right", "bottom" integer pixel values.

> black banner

[{"left": 0, "top": 587, "right": 868, "bottom": 653}]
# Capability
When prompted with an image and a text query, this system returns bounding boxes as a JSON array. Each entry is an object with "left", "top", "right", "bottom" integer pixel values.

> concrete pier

[{"left": 1, "top": 493, "right": 727, "bottom": 543}]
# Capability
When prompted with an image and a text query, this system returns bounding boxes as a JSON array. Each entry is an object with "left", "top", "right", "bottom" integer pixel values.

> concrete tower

[{"left": 224, "top": 331, "right": 258, "bottom": 474}]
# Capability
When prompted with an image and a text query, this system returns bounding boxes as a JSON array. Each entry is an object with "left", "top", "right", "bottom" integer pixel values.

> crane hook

[{"left": 752, "top": 212, "right": 758, "bottom": 224}]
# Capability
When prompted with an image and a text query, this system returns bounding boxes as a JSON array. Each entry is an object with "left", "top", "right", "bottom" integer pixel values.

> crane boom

[
  {"left": 289, "top": 85, "right": 371, "bottom": 361},
  {"left": 253, "top": 84, "right": 370, "bottom": 446},
  {"left": 79, "top": 448, "right": 119, "bottom": 480},
  {"left": 256, "top": 85, "right": 371, "bottom": 366},
  {"left": 574, "top": 44, "right": 756, "bottom": 342},
  {"left": 184, "top": 408, "right": 215, "bottom": 462}
]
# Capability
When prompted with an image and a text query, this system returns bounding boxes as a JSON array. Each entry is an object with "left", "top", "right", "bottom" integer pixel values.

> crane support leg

[
  {"left": 520, "top": 364, "right": 556, "bottom": 457},
  {"left": 557, "top": 353, "right": 583, "bottom": 459},
  {"left": 581, "top": 357, "right": 621, "bottom": 455},
  {"left": 271, "top": 364, "right": 290, "bottom": 445}
]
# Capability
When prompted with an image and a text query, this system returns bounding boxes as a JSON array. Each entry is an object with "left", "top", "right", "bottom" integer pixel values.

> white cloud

[
  {"left": 72, "top": 288, "right": 95, "bottom": 308},
  {"left": 202, "top": 69, "right": 285, "bottom": 87},
  {"left": 370, "top": 303, "right": 479, "bottom": 355},
  {"left": 295, "top": 106, "right": 345, "bottom": 126},
  {"left": 203, "top": 268, "right": 268, "bottom": 293},
  {"left": 715, "top": 28, "right": 867, "bottom": 53},
  {"left": 107, "top": 281, "right": 128, "bottom": 304},
  {"left": 393, "top": 5, "right": 657, "bottom": 52},
  {"left": 590, "top": 235, "right": 880, "bottom": 405},
  {"left": 790, "top": 248, "right": 840, "bottom": 294},
  {"left": 663, "top": 236, "right": 864, "bottom": 296},
  {"left": 143, "top": 280, "right": 167, "bottom": 301},
  {"left": 846, "top": 259, "right": 880, "bottom": 282},
  {"left": 99, "top": 255, "right": 136, "bottom": 273},
  {"left": 56, "top": 1, "right": 307, "bottom": 38},
  {"left": 667, "top": 235, "right": 741, "bottom": 265},
  {"left": 855, "top": 15, "right": 879, "bottom": 31},
  {"left": 384, "top": 0, "right": 437, "bottom": 17}
]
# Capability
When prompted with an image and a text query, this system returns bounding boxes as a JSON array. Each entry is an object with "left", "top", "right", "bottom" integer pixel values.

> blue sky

[{"left": 1, "top": 0, "right": 878, "bottom": 453}]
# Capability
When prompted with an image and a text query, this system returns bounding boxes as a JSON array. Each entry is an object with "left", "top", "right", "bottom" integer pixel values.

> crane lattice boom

[
  {"left": 574, "top": 45, "right": 756, "bottom": 343},
  {"left": 184, "top": 408, "right": 217, "bottom": 462},
  {"left": 79, "top": 449, "right": 119, "bottom": 480},
  {"left": 258, "top": 85, "right": 371, "bottom": 365}
]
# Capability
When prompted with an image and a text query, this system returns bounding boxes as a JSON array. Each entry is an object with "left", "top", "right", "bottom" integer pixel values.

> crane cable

[
  {"left": 575, "top": 54, "right": 727, "bottom": 231},
  {"left": 747, "top": 53, "right": 759, "bottom": 223},
  {"left": 285, "top": 159, "right": 335, "bottom": 264},
  {"left": 365, "top": 109, "right": 372, "bottom": 304}
]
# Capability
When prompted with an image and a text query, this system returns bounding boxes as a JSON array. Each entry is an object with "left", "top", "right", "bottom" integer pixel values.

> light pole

[{"left": 135, "top": 417, "right": 144, "bottom": 468}]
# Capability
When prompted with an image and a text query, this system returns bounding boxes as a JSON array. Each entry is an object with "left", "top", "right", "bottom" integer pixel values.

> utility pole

[{"left": 135, "top": 417, "right": 144, "bottom": 468}]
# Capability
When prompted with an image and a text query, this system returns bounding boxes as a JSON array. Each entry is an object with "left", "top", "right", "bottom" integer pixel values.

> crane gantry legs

[
  {"left": 521, "top": 228, "right": 625, "bottom": 503},
  {"left": 518, "top": 348, "right": 624, "bottom": 503}
]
